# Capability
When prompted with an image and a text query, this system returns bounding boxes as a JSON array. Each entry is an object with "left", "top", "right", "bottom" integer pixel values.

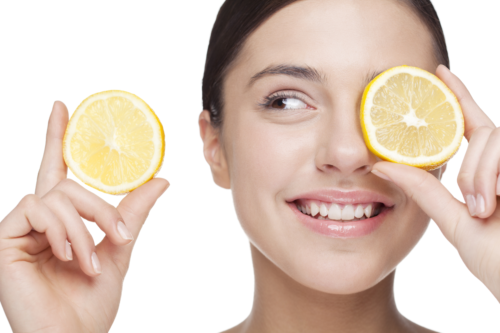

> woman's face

[{"left": 214, "top": 0, "right": 441, "bottom": 294}]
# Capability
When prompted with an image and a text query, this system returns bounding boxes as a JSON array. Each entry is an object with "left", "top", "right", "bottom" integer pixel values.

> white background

[{"left": 0, "top": 0, "right": 499, "bottom": 332}]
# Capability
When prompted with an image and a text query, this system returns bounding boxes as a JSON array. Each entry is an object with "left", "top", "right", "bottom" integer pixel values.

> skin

[
  {"left": 0, "top": 102, "right": 169, "bottom": 333},
  {"left": 198, "top": 0, "right": 500, "bottom": 332},
  {"left": 0, "top": 0, "right": 499, "bottom": 332}
]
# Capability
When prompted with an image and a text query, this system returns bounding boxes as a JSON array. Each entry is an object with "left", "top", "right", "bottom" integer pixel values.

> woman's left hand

[{"left": 372, "top": 65, "right": 500, "bottom": 301}]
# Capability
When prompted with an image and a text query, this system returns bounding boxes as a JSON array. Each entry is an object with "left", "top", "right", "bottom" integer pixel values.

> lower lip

[{"left": 288, "top": 202, "right": 390, "bottom": 238}]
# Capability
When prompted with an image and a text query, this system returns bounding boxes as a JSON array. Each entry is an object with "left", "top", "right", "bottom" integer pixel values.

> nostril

[
  {"left": 320, "top": 164, "right": 341, "bottom": 172},
  {"left": 356, "top": 165, "right": 372, "bottom": 174}
]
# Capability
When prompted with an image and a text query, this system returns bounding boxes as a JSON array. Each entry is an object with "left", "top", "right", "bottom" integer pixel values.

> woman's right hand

[{"left": 0, "top": 101, "right": 169, "bottom": 333}]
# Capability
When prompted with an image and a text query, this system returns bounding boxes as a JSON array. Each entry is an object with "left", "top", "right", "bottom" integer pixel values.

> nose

[{"left": 315, "top": 106, "right": 377, "bottom": 176}]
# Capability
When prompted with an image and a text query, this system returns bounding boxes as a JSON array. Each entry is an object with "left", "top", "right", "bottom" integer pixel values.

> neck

[{"left": 239, "top": 244, "right": 411, "bottom": 333}]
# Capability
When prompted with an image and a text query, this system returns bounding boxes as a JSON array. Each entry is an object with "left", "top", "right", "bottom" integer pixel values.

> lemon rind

[{"left": 62, "top": 90, "right": 165, "bottom": 195}]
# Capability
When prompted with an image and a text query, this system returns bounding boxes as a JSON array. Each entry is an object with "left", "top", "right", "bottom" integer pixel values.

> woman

[{"left": 0, "top": 0, "right": 499, "bottom": 332}]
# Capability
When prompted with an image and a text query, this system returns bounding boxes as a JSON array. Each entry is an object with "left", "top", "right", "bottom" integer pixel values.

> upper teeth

[{"left": 297, "top": 201, "right": 378, "bottom": 221}]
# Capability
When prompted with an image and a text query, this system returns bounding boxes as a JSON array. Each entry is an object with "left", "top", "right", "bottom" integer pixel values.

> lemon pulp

[
  {"left": 63, "top": 90, "right": 164, "bottom": 194},
  {"left": 361, "top": 66, "right": 464, "bottom": 170}
]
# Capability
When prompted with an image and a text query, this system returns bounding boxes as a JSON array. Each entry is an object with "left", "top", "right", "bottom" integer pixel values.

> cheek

[
  {"left": 230, "top": 123, "right": 309, "bottom": 185},
  {"left": 382, "top": 199, "right": 431, "bottom": 269},
  {"left": 286, "top": 199, "right": 431, "bottom": 294},
  {"left": 227, "top": 119, "right": 311, "bottom": 237},
  {"left": 222, "top": 110, "right": 431, "bottom": 295}
]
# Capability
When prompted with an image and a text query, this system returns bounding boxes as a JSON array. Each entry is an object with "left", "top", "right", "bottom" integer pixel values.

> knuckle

[
  {"left": 119, "top": 202, "right": 145, "bottom": 222},
  {"left": 411, "top": 169, "right": 444, "bottom": 201},
  {"left": 474, "top": 171, "right": 490, "bottom": 188},
  {"left": 414, "top": 172, "right": 431, "bottom": 191},
  {"left": 21, "top": 194, "right": 41, "bottom": 211},
  {"left": 95, "top": 203, "right": 122, "bottom": 226},
  {"left": 469, "top": 126, "right": 493, "bottom": 141},
  {"left": 83, "top": 233, "right": 95, "bottom": 246},
  {"left": 457, "top": 172, "right": 473, "bottom": 189},
  {"left": 407, "top": 173, "right": 432, "bottom": 201},
  {"left": 107, "top": 206, "right": 123, "bottom": 223},
  {"left": 74, "top": 231, "right": 95, "bottom": 247},
  {"left": 475, "top": 125, "right": 494, "bottom": 136}
]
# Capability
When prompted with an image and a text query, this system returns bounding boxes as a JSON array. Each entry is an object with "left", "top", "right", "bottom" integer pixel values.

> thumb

[
  {"left": 97, "top": 178, "right": 170, "bottom": 274},
  {"left": 372, "top": 162, "right": 465, "bottom": 245},
  {"left": 116, "top": 178, "right": 170, "bottom": 238}
]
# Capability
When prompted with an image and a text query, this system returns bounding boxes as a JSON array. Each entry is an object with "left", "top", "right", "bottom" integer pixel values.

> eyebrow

[
  {"left": 248, "top": 64, "right": 326, "bottom": 87},
  {"left": 249, "top": 65, "right": 388, "bottom": 89}
]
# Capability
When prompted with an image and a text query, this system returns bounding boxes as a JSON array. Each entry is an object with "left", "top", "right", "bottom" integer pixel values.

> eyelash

[{"left": 259, "top": 91, "right": 311, "bottom": 110}]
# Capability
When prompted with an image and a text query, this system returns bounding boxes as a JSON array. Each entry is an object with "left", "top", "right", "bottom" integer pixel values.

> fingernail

[
  {"left": 476, "top": 194, "right": 485, "bottom": 215},
  {"left": 466, "top": 195, "right": 476, "bottom": 216},
  {"left": 371, "top": 169, "right": 393, "bottom": 182},
  {"left": 91, "top": 252, "right": 102, "bottom": 274},
  {"left": 65, "top": 240, "right": 72, "bottom": 261},
  {"left": 117, "top": 221, "right": 134, "bottom": 241}
]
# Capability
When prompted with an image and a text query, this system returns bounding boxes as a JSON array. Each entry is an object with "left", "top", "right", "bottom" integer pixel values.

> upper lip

[{"left": 286, "top": 189, "right": 395, "bottom": 207}]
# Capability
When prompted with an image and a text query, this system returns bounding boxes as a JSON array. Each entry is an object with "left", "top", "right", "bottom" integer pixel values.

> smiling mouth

[{"left": 294, "top": 200, "right": 384, "bottom": 222}]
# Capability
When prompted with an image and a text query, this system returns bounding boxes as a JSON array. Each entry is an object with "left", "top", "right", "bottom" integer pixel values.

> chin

[
  {"left": 234, "top": 184, "right": 430, "bottom": 297},
  {"left": 286, "top": 254, "right": 395, "bottom": 295}
]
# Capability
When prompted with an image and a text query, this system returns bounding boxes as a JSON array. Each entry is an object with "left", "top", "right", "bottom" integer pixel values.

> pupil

[{"left": 273, "top": 98, "right": 286, "bottom": 109}]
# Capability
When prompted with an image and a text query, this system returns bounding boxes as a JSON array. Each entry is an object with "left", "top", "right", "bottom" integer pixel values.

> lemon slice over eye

[
  {"left": 63, "top": 90, "right": 165, "bottom": 194},
  {"left": 360, "top": 65, "right": 464, "bottom": 171}
]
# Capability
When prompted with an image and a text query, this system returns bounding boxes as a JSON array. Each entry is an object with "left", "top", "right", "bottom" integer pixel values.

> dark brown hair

[{"left": 202, "top": 0, "right": 449, "bottom": 128}]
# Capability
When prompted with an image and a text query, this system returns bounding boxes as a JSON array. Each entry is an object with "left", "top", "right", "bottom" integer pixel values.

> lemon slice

[
  {"left": 63, "top": 90, "right": 165, "bottom": 194},
  {"left": 361, "top": 66, "right": 464, "bottom": 170}
]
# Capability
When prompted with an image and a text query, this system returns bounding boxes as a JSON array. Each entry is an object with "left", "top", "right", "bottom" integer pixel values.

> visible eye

[
  {"left": 271, "top": 97, "right": 307, "bottom": 110},
  {"left": 260, "top": 91, "right": 314, "bottom": 111}
]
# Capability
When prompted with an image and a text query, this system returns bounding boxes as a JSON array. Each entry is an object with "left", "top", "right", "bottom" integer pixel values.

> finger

[
  {"left": 457, "top": 126, "right": 493, "bottom": 215},
  {"left": 23, "top": 231, "right": 50, "bottom": 255},
  {"left": 35, "top": 101, "right": 69, "bottom": 197},
  {"left": 372, "top": 162, "right": 466, "bottom": 246},
  {"left": 0, "top": 231, "right": 51, "bottom": 256},
  {"left": 98, "top": 178, "right": 169, "bottom": 275},
  {"left": 436, "top": 65, "right": 495, "bottom": 141},
  {"left": 474, "top": 127, "right": 500, "bottom": 218},
  {"left": 42, "top": 190, "right": 100, "bottom": 276},
  {"left": 53, "top": 179, "right": 133, "bottom": 246},
  {"left": 0, "top": 195, "right": 69, "bottom": 262}
]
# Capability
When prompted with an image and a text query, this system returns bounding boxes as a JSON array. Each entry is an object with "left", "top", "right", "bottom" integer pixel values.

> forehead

[{"left": 230, "top": 0, "right": 437, "bottom": 84}]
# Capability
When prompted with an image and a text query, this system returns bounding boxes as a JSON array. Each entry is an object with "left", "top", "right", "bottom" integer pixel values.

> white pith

[
  {"left": 295, "top": 200, "right": 382, "bottom": 221},
  {"left": 363, "top": 66, "right": 464, "bottom": 165}
]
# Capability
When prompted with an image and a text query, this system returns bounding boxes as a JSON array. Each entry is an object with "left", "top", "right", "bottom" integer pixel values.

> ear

[{"left": 199, "top": 110, "right": 230, "bottom": 189}]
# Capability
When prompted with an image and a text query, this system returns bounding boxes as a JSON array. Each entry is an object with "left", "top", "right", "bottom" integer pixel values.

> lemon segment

[
  {"left": 361, "top": 66, "right": 464, "bottom": 170},
  {"left": 63, "top": 90, "right": 165, "bottom": 194}
]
